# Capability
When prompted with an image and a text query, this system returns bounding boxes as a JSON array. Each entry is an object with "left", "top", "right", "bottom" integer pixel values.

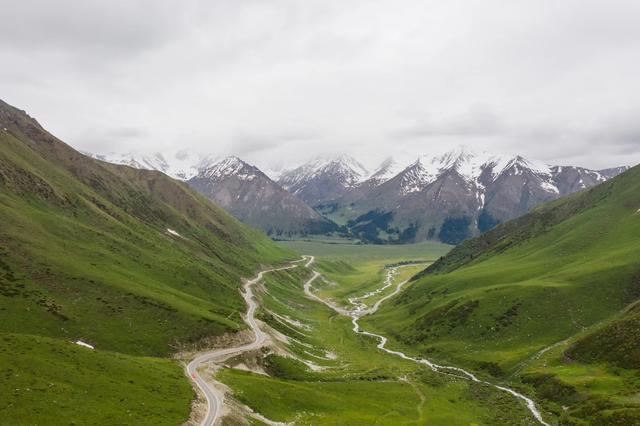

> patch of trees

[
  {"left": 478, "top": 209, "right": 501, "bottom": 233},
  {"left": 438, "top": 216, "right": 472, "bottom": 244}
]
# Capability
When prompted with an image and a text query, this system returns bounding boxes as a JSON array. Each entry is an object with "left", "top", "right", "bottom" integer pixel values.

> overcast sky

[{"left": 1, "top": 0, "right": 639, "bottom": 170}]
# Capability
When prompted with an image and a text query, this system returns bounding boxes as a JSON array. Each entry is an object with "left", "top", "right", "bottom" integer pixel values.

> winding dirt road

[{"left": 187, "top": 261, "right": 300, "bottom": 426}]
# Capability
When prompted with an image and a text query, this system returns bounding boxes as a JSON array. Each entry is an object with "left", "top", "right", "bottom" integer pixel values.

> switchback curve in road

[{"left": 186, "top": 258, "right": 308, "bottom": 426}]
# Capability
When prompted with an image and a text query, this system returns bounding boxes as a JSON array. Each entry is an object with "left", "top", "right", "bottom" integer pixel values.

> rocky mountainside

[
  {"left": 278, "top": 154, "right": 369, "bottom": 207},
  {"left": 188, "top": 156, "right": 338, "bottom": 236},
  {"left": 285, "top": 148, "right": 629, "bottom": 244}
]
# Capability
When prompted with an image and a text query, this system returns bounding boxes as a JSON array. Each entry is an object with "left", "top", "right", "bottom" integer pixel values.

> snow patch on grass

[
  {"left": 270, "top": 310, "right": 312, "bottom": 331},
  {"left": 74, "top": 340, "right": 94, "bottom": 349},
  {"left": 166, "top": 228, "right": 181, "bottom": 237}
]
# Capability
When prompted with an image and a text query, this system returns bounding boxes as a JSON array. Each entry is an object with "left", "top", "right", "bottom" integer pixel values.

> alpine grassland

[
  {"left": 0, "top": 333, "right": 193, "bottom": 425},
  {"left": 0, "top": 100, "right": 294, "bottom": 424}
]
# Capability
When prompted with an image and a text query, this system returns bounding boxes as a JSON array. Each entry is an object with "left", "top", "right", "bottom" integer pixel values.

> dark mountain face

[
  {"left": 480, "top": 158, "right": 560, "bottom": 226},
  {"left": 551, "top": 165, "right": 621, "bottom": 194},
  {"left": 188, "top": 156, "right": 338, "bottom": 236}
]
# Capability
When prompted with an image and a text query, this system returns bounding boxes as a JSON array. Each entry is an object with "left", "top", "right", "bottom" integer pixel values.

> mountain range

[{"left": 92, "top": 149, "right": 629, "bottom": 244}]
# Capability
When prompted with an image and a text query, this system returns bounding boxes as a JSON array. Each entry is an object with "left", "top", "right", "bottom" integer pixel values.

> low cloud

[{"left": 391, "top": 108, "right": 503, "bottom": 139}]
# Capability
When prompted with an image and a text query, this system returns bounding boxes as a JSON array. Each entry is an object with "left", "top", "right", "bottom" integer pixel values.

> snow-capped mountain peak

[
  {"left": 280, "top": 154, "right": 369, "bottom": 189},
  {"left": 89, "top": 150, "right": 219, "bottom": 180},
  {"left": 92, "top": 151, "right": 169, "bottom": 172},
  {"left": 368, "top": 157, "right": 408, "bottom": 185},
  {"left": 307, "top": 154, "right": 369, "bottom": 185},
  {"left": 498, "top": 155, "right": 552, "bottom": 177},
  {"left": 199, "top": 156, "right": 261, "bottom": 181},
  {"left": 400, "top": 148, "right": 488, "bottom": 191},
  {"left": 379, "top": 147, "right": 564, "bottom": 195},
  {"left": 395, "top": 160, "right": 438, "bottom": 194}
]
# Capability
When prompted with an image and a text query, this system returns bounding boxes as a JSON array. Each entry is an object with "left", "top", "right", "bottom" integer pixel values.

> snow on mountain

[
  {"left": 272, "top": 146, "right": 628, "bottom": 211},
  {"left": 281, "top": 154, "right": 369, "bottom": 188},
  {"left": 91, "top": 151, "right": 169, "bottom": 172},
  {"left": 274, "top": 154, "right": 369, "bottom": 206},
  {"left": 496, "top": 155, "right": 552, "bottom": 177},
  {"left": 169, "top": 151, "right": 220, "bottom": 180},
  {"left": 277, "top": 154, "right": 369, "bottom": 204},
  {"left": 89, "top": 147, "right": 627, "bottom": 223},
  {"left": 337, "top": 147, "right": 630, "bottom": 244},
  {"left": 187, "top": 156, "right": 338, "bottom": 236},
  {"left": 598, "top": 166, "right": 631, "bottom": 179},
  {"left": 88, "top": 146, "right": 628, "bottom": 243},
  {"left": 89, "top": 150, "right": 219, "bottom": 180},
  {"left": 367, "top": 157, "right": 413, "bottom": 186},
  {"left": 363, "top": 148, "right": 546, "bottom": 191},
  {"left": 395, "top": 160, "right": 439, "bottom": 194},
  {"left": 383, "top": 148, "right": 562, "bottom": 195},
  {"left": 200, "top": 156, "right": 259, "bottom": 181},
  {"left": 421, "top": 148, "right": 550, "bottom": 183}
]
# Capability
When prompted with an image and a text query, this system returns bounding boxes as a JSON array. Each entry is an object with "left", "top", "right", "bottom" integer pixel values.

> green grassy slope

[
  {"left": 565, "top": 301, "right": 640, "bottom": 369},
  {"left": 0, "top": 333, "right": 193, "bottom": 425},
  {"left": 366, "top": 164, "right": 640, "bottom": 423},
  {"left": 0, "top": 99, "right": 294, "bottom": 423}
]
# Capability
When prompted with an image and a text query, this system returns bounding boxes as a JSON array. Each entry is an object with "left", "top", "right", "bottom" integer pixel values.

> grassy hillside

[
  {"left": 0, "top": 99, "right": 294, "bottom": 424},
  {"left": 565, "top": 301, "right": 640, "bottom": 369},
  {"left": 366, "top": 164, "right": 640, "bottom": 423},
  {"left": 0, "top": 333, "right": 193, "bottom": 425}
]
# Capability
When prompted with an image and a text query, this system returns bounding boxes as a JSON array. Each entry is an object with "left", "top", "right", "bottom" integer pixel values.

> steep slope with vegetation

[
  {"left": 0, "top": 99, "right": 293, "bottom": 424},
  {"left": 367, "top": 164, "right": 640, "bottom": 423}
]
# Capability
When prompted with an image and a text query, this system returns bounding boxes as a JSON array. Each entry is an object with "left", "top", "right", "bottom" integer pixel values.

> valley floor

[{"left": 193, "top": 241, "right": 555, "bottom": 425}]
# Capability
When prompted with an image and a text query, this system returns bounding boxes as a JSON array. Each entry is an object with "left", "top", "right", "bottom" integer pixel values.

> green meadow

[
  {"left": 279, "top": 240, "right": 450, "bottom": 303},
  {"left": 0, "top": 334, "right": 193, "bottom": 425}
]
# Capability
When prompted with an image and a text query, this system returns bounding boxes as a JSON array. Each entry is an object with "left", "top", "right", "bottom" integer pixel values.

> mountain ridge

[
  {"left": 89, "top": 147, "right": 629, "bottom": 244},
  {"left": 188, "top": 156, "right": 339, "bottom": 236}
]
